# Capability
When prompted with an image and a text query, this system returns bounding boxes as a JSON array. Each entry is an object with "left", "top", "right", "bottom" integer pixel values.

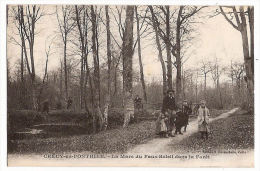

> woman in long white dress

[{"left": 197, "top": 100, "right": 210, "bottom": 139}]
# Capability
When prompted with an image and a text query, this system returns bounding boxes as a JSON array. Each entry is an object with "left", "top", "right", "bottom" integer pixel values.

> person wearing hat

[
  {"left": 161, "top": 89, "right": 178, "bottom": 137},
  {"left": 197, "top": 100, "right": 210, "bottom": 140}
]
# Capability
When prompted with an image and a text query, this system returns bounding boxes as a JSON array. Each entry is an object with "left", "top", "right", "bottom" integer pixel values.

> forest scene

[{"left": 6, "top": 4, "right": 254, "bottom": 167}]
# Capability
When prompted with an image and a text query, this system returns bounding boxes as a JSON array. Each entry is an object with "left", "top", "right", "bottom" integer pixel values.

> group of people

[{"left": 156, "top": 89, "right": 210, "bottom": 140}]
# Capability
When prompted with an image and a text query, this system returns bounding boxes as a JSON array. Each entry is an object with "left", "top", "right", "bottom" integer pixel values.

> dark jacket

[
  {"left": 176, "top": 106, "right": 192, "bottom": 128},
  {"left": 162, "top": 95, "right": 177, "bottom": 113},
  {"left": 182, "top": 106, "right": 192, "bottom": 117}
]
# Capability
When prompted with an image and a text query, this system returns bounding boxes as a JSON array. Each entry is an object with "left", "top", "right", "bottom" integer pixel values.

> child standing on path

[
  {"left": 155, "top": 112, "right": 169, "bottom": 137},
  {"left": 197, "top": 100, "right": 210, "bottom": 140}
]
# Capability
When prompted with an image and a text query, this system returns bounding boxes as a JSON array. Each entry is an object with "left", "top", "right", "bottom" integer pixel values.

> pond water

[{"left": 13, "top": 123, "right": 88, "bottom": 140}]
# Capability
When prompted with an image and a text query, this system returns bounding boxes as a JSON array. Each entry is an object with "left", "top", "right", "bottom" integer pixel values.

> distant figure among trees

[
  {"left": 133, "top": 95, "right": 143, "bottom": 122},
  {"left": 67, "top": 97, "right": 73, "bottom": 109},
  {"left": 134, "top": 95, "right": 143, "bottom": 112},
  {"left": 42, "top": 100, "right": 49, "bottom": 114}
]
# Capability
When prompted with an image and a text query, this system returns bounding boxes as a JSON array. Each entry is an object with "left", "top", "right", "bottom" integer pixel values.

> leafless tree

[
  {"left": 90, "top": 5, "right": 103, "bottom": 132},
  {"left": 122, "top": 6, "right": 134, "bottom": 127},
  {"left": 74, "top": 5, "right": 92, "bottom": 113},
  {"left": 56, "top": 5, "right": 76, "bottom": 100},
  {"left": 200, "top": 60, "right": 212, "bottom": 99},
  {"left": 173, "top": 6, "right": 206, "bottom": 102},
  {"left": 103, "top": 5, "right": 112, "bottom": 130},
  {"left": 37, "top": 36, "right": 55, "bottom": 107},
  {"left": 148, "top": 6, "right": 173, "bottom": 91},
  {"left": 148, "top": 6, "right": 167, "bottom": 96},
  {"left": 135, "top": 6, "right": 147, "bottom": 102},
  {"left": 229, "top": 62, "right": 245, "bottom": 89},
  {"left": 10, "top": 7, "right": 25, "bottom": 84},
  {"left": 15, "top": 5, "right": 44, "bottom": 110},
  {"left": 148, "top": 6, "right": 205, "bottom": 103},
  {"left": 209, "top": 58, "right": 224, "bottom": 108},
  {"left": 219, "top": 6, "right": 254, "bottom": 105}
]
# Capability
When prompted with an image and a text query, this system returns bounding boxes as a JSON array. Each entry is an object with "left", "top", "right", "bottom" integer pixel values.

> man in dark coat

[{"left": 162, "top": 89, "right": 177, "bottom": 137}]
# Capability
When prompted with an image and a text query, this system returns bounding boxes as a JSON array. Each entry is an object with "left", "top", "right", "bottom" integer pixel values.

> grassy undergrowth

[
  {"left": 169, "top": 110, "right": 254, "bottom": 153},
  {"left": 9, "top": 109, "right": 236, "bottom": 155}
]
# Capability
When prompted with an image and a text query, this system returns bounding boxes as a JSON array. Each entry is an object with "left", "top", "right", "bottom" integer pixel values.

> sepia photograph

[{"left": 6, "top": 3, "right": 255, "bottom": 167}]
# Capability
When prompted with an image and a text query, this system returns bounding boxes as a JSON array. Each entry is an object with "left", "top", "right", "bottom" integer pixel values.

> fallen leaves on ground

[{"left": 169, "top": 110, "right": 254, "bottom": 153}]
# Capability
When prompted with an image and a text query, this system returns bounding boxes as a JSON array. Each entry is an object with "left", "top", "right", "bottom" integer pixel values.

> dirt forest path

[
  {"left": 9, "top": 108, "right": 254, "bottom": 167},
  {"left": 127, "top": 108, "right": 239, "bottom": 154}
]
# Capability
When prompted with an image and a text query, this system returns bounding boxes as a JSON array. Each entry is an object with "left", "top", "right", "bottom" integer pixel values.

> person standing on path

[
  {"left": 162, "top": 89, "right": 178, "bottom": 137},
  {"left": 197, "top": 100, "right": 210, "bottom": 140}
]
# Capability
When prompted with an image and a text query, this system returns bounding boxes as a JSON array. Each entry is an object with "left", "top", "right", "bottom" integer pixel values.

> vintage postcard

[{"left": 5, "top": 2, "right": 256, "bottom": 167}]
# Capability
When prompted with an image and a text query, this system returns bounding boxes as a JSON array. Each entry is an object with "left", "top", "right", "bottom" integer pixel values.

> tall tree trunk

[
  {"left": 95, "top": 12, "right": 101, "bottom": 105},
  {"left": 239, "top": 7, "right": 253, "bottom": 105},
  {"left": 83, "top": 59, "right": 89, "bottom": 112},
  {"left": 20, "top": 39, "right": 24, "bottom": 83},
  {"left": 20, "top": 43, "right": 25, "bottom": 107},
  {"left": 75, "top": 5, "right": 90, "bottom": 112},
  {"left": 175, "top": 6, "right": 184, "bottom": 103},
  {"left": 246, "top": 6, "right": 254, "bottom": 108},
  {"left": 19, "top": 5, "right": 37, "bottom": 110},
  {"left": 248, "top": 6, "right": 254, "bottom": 77},
  {"left": 31, "top": 80, "right": 37, "bottom": 110},
  {"left": 91, "top": 5, "right": 103, "bottom": 132},
  {"left": 149, "top": 6, "right": 167, "bottom": 96},
  {"left": 113, "top": 67, "right": 118, "bottom": 96},
  {"left": 182, "top": 70, "right": 185, "bottom": 99},
  {"left": 103, "top": 5, "right": 112, "bottom": 130},
  {"left": 75, "top": 5, "right": 85, "bottom": 109},
  {"left": 122, "top": 6, "right": 134, "bottom": 128},
  {"left": 165, "top": 6, "right": 172, "bottom": 90},
  {"left": 29, "top": 32, "right": 37, "bottom": 110},
  {"left": 80, "top": 52, "right": 84, "bottom": 109},
  {"left": 64, "top": 36, "right": 68, "bottom": 100},
  {"left": 204, "top": 73, "right": 207, "bottom": 98},
  {"left": 36, "top": 50, "right": 49, "bottom": 109},
  {"left": 216, "top": 66, "right": 223, "bottom": 108},
  {"left": 59, "top": 60, "right": 63, "bottom": 100},
  {"left": 195, "top": 71, "right": 198, "bottom": 103},
  {"left": 220, "top": 6, "right": 254, "bottom": 107},
  {"left": 135, "top": 6, "right": 147, "bottom": 102}
]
